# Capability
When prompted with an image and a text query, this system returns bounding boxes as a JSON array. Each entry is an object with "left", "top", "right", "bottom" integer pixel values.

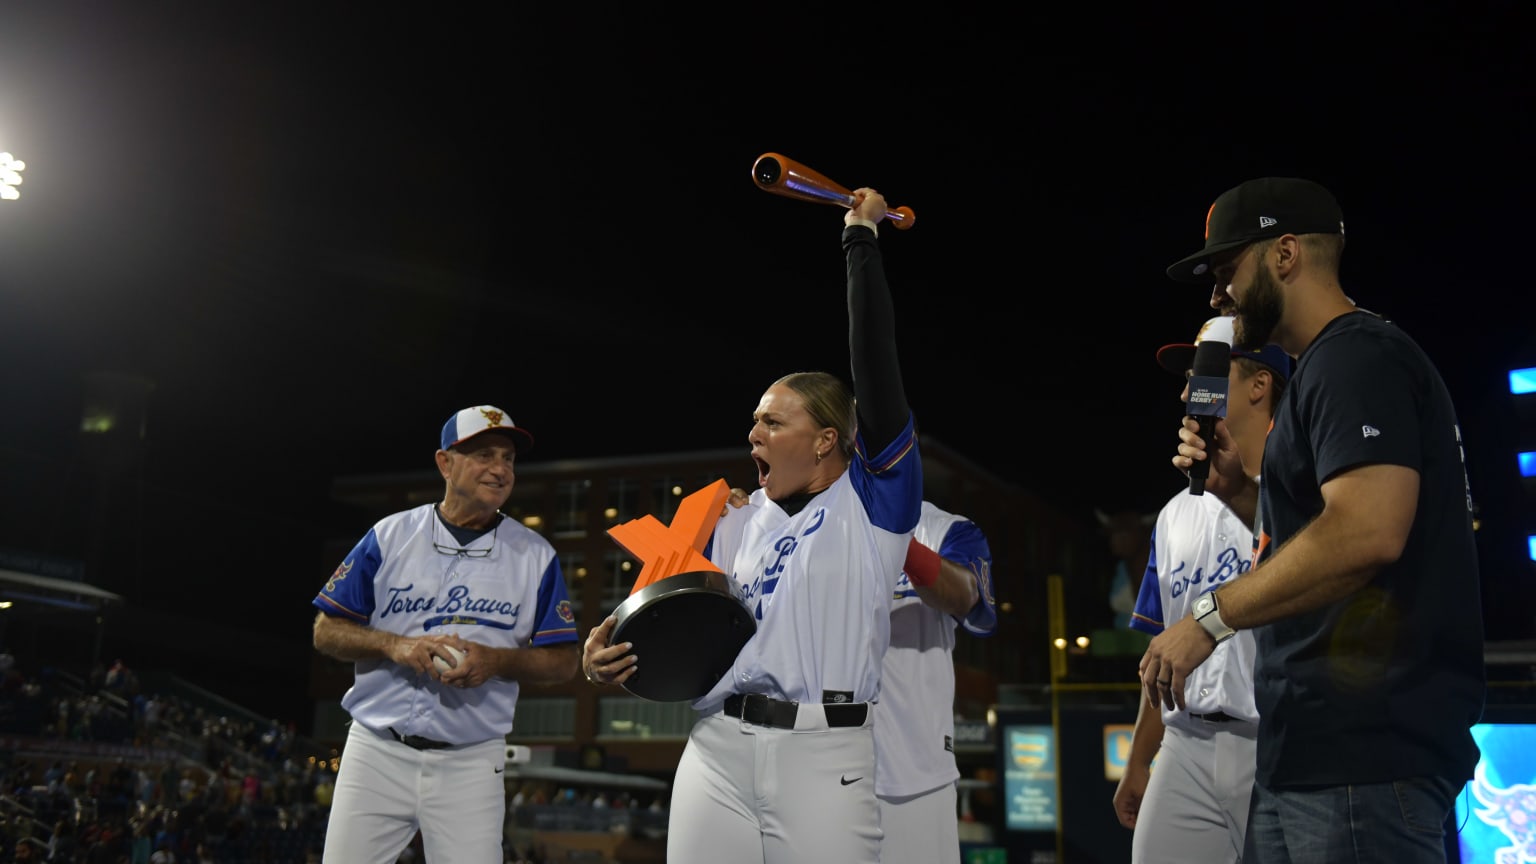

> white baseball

[{"left": 433, "top": 644, "right": 466, "bottom": 673}]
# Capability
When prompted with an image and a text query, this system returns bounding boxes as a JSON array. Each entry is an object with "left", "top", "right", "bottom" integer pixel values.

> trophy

[{"left": 604, "top": 479, "right": 756, "bottom": 702}]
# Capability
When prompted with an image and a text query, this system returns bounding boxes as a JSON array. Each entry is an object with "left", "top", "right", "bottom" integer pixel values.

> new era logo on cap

[
  {"left": 1166, "top": 177, "right": 1345, "bottom": 283},
  {"left": 441, "top": 405, "right": 534, "bottom": 452}
]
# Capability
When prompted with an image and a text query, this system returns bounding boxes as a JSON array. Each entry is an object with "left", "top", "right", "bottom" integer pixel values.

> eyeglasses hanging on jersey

[{"left": 431, "top": 514, "right": 501, "bottom": 558}]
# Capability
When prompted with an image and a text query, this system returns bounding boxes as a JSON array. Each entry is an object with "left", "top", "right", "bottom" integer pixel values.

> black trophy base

[{"left": 609, "top": 570, "right": 756, "bottom": 703}]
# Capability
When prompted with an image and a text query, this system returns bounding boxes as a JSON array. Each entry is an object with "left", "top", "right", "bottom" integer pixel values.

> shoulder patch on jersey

[
  {"left": 556, "top": 600, "right": 575, "bottom": 624},
  {"left": 324, "top": 560, "right": 352, "bottom": 593}
]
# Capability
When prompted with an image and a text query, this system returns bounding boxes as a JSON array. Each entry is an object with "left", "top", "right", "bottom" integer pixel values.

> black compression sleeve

[{"left": 843, "top": 224, "right": 911, "bottom": 455}]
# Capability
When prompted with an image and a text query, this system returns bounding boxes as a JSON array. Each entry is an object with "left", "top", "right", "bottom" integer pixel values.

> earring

[{"left": 815, "top": 450, "right": 823, "bottom": 465}]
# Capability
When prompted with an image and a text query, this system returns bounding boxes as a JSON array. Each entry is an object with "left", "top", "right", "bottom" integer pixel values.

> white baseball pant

[
  {"left": 667, "top": 704, "right": 881, "bottom": 864},
  {"left": 879, "top": 782, "right": 960, "bottom": 864},
  {"left": 322, "top": 722, "right": 507, "bottom": 863},
  {"left": 1131, "top": 720, "right": 1257, "bottom": 864}
]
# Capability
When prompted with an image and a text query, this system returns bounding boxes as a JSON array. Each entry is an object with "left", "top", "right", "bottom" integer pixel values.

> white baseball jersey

[
  {"left": 696, "top": 422, "right": 924, "bottom": 713},
  {"left": 876, "top": 501, "right": 997, "bottom": 799},
  {"left": 1129, "top": 489, "right": 1259, "bottom": 729},
  {"left": 312, "top": 504, "right": 578, "bottom": 744}
]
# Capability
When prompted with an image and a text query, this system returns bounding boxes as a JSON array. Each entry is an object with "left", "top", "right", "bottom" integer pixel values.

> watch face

[{"left": 1194, "top": 593, "right": 1214, "bottom": 616}]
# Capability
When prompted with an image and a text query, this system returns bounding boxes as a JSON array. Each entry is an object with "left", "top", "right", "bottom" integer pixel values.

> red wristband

[{"left": 903, "top": 537, "right": 941, "bottom": 588}]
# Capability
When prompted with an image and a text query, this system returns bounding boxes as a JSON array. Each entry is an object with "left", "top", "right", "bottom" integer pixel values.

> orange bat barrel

[{"left": 751, "top": 152, "right": 916, "bottom": 229}]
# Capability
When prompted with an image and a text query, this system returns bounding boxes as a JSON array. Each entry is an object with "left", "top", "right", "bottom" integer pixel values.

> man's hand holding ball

[{"left": 433, "top": 644, "right": 466, "bottom": 675}]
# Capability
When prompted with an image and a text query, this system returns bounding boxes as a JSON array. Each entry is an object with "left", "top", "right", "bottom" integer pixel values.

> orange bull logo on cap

[{"left": 480, "top": 408, "right": 504, "bottom": 427}]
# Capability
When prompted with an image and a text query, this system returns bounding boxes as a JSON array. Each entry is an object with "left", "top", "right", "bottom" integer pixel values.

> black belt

[
  {"left": 723, "top": 693, "right": 868, "bottom": 729},
  {"left": 388, "top": 726, "right": 455, "bottom": 750},
  {"left": 1190, "top": 710, "right": 1236, "bottom": 723}
]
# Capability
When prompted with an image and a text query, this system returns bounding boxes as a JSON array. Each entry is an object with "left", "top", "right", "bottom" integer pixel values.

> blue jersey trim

[{"left": 850, "top": 413, "right": 922, "bottom": 535}]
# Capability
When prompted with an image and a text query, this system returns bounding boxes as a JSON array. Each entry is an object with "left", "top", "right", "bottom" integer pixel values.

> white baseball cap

[
  {"left": 1155, "top": 316, "right": 1291, "bottom": 382},
  {"left": 440, "top": 405, "right": 534, "bottom": 452}
]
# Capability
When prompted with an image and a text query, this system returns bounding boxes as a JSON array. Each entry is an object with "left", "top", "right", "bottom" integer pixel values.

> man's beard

[{"left": 1233, "top": 261, "right": 1282, "bottom": 351}]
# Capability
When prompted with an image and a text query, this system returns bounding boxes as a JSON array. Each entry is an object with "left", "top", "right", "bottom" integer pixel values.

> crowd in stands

[
  {"left": 0, "top": 646, "right": 334, "bottom": 863},
  {"left": 0, "top": 646, "right": 667, "bottom": 863}
]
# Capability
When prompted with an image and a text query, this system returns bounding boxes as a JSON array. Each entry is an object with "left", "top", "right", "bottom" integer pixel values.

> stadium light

[{"left": 0, "top": 151, "right": 23, "bottom": 200}]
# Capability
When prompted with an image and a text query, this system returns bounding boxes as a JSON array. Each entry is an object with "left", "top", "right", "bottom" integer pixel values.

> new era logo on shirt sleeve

[{"left": 1362, "top": 425, "right": 1381, "bottom": 438}]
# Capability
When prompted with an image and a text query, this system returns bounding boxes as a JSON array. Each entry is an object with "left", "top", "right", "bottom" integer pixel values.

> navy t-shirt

[{"left": 1253, "top": 310, "right": 1485, "bottom": 787}]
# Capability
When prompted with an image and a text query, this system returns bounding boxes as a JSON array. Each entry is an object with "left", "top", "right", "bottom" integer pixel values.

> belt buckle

[
  {"left": 390, "top": 727, "right": 449, "bottom": 750},
  {"left": 766, "top": 697, "right": 799, "bottom": 729},
  {"left": 724, "top": 693, "right": 752, "bottom": 722},
  {"left": 726, "top": 693, "right": 753, "bottom": 721},
  {"left": 744, "top": 694, "right": 793, "bottom": 728},
  {"left": 729, "top": 694, "right": 799, "bottom": 729}
]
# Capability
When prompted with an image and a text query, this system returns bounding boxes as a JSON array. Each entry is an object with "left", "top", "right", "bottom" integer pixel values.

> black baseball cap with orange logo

[{"left": 1166, "top": 177, "right": 1346, "bottom": 284}]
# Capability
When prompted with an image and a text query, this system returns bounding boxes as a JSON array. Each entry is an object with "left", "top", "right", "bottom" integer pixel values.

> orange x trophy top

[
  {"left": 603, "top": 478, "right": 754, "bottom": 702},
  {"left": 606, "top": 478, "right": 730, "bottom": 595}
]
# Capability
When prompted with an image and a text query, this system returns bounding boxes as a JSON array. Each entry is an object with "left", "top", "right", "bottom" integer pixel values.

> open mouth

[{"left": 753, "top": 454, "right": 770, "bottom": 487}]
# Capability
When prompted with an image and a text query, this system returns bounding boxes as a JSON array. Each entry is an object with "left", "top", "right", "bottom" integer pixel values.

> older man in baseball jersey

[
  {"left": 878, "top": 501, "right": 996, "bottom": 864},
  {"left": 312, "top": 405, "right": 579, "bottom": 863},
  {"left": 1113, "top": 316, "right": 1287, "bottom": 862}
]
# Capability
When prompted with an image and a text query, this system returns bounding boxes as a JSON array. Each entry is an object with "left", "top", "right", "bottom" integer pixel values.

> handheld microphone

[{"left": 1186, "top": 340, "right": 1230, "bottom": 495}]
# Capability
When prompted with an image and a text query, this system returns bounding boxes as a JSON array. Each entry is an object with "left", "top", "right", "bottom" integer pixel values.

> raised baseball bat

[{"left": 751, "top": 153, "right": 916, "bottom": 229}]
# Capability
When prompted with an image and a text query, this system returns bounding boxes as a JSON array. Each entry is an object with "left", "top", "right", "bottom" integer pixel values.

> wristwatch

[{"left": 1192, "top": 591, "right": 1236, "bottom": 644}]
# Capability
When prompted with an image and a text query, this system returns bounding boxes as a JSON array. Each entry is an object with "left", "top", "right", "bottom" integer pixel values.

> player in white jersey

[
  {"left": 584, "top": 189, "right": 922, "bottom": 864},
  {"left": 312, "top": 405, "right": 579, "bottom": 863},
  {"left": 1112, "top": 316, "right": 1288, "bottom": 863},
  {"left": 877, "top": 500, "right": 996, "bottom": 864}
]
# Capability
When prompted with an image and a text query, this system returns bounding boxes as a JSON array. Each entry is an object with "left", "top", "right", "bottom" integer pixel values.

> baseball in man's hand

[{"left": 433, "top": 644, "right": 466, "bottom": 673}]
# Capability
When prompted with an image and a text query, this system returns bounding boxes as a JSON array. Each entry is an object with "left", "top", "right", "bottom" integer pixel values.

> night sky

[{"left": 1, "top": 4, "right": 1531, "bottom": 719}]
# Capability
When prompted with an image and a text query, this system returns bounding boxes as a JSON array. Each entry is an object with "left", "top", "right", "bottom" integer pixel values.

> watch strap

[{"left": 1196, "top": 593, "right": 1236, "bottom": 644}]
